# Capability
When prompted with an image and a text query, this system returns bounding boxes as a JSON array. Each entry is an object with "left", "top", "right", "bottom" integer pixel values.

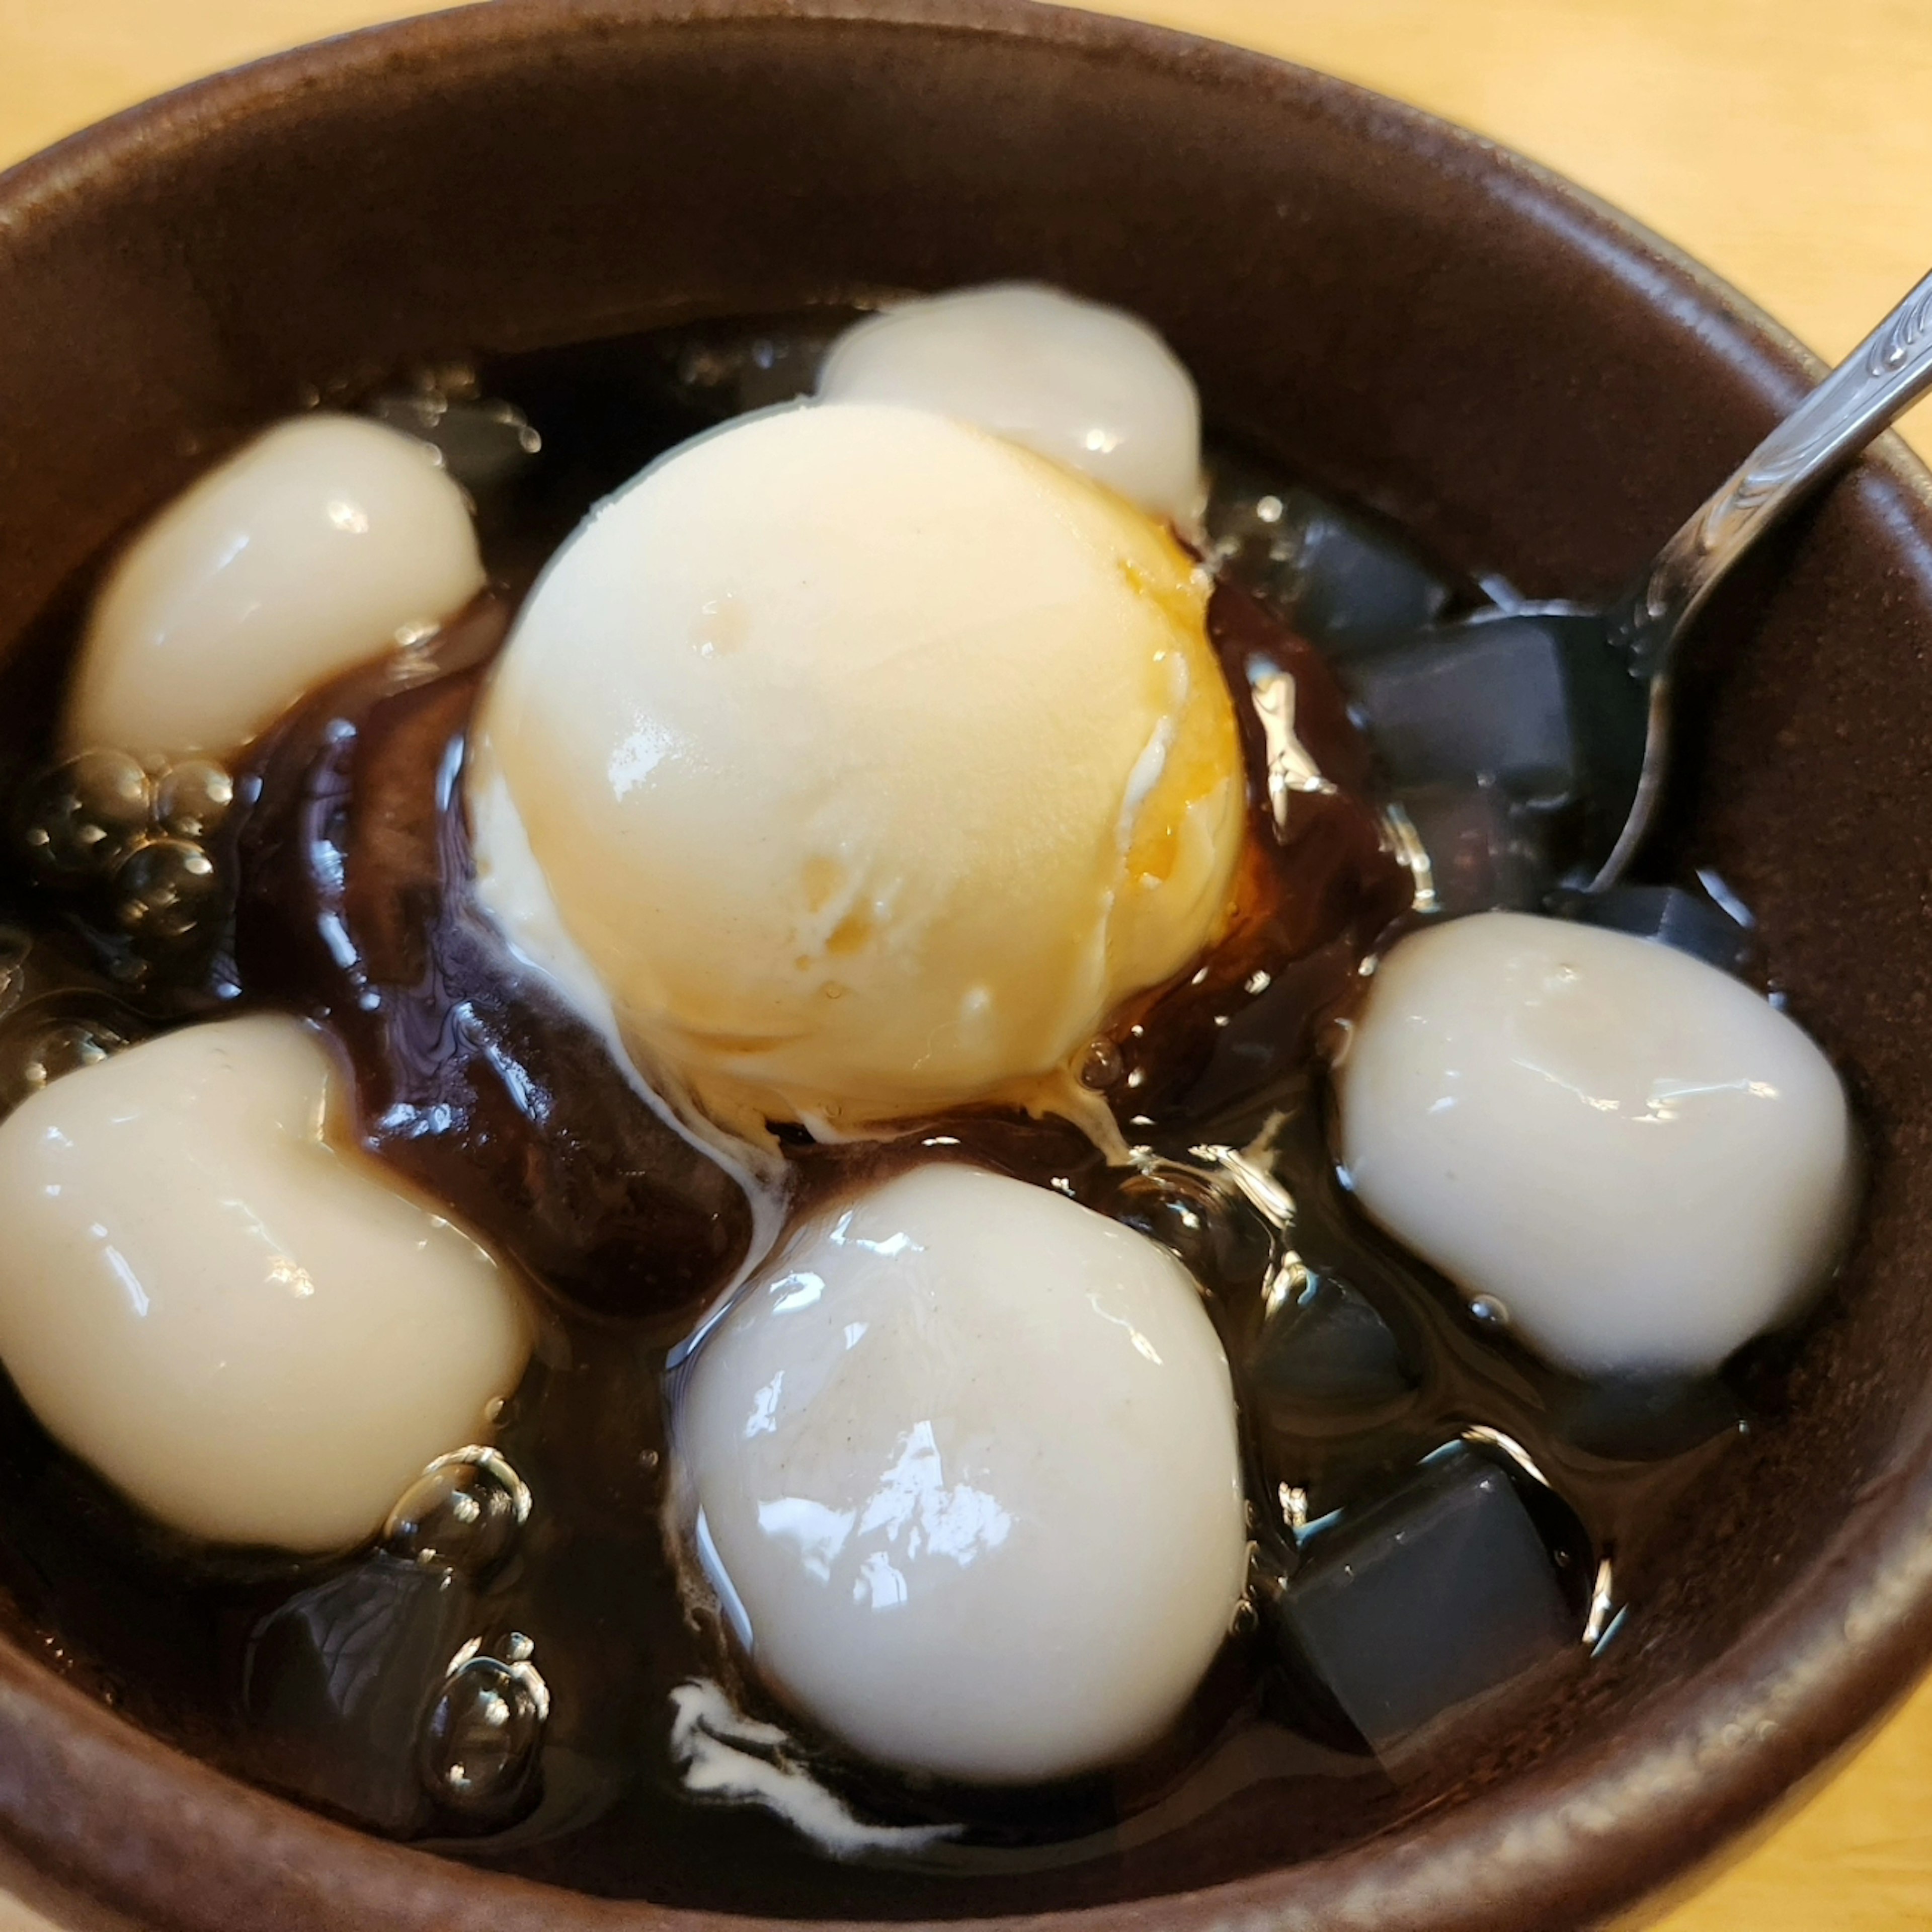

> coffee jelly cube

[
  {"left": 1569, "top": 883, "right": 1753, "bottom": 977},
  {"left": 1556, "top": 1372, "right": 1743, "bottom": 1462},
  {"left": 1277, "top": 1447, "right": 1575, "bottom": 1752},
  {"left": 1292, "top": 498, "right": 1450, "bottom": 640},
  {"left": 1338, "top": 615, "right": 1583, "bottom": 799},
  {"left": 1251, "top": 1272, "right": 1415, "bottom": 1410},
  {"left": 243, "top": 1553, "right": 471, "bottom": 1835},
  {"left": 1204, "top": 465, "right": 1447, "bottom": 641},
  {"left": 1394, "top": 778, "right": 1550, "bottom": 915}
]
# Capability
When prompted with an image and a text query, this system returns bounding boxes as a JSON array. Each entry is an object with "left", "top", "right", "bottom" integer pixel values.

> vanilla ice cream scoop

[
  {"left": 472, "top": 402, "right": 1244, "bottom": 1138},
  {"left": 0, "top": 1014, "right": 531, "bottom": 1549}
]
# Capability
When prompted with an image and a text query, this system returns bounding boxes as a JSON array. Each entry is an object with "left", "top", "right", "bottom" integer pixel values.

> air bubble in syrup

[
  {"left": 155, "top": 759, "right": 234, "bottom": 841},
  {"left": 1079, "top": 1036, "right": 1123, "bottom": 1091},
  {"left": 369, "top": 388, "right": 543, "bottom": 496},
  {"left": 114, "top": 839, "right": 221, "bottom": 943},
  {"left": 19, "top": 751, "right": 153, "bottom": 879},
  {"left": 384, "top": 1446, "right": 530, "bottom": 1579},
  {"left": 0, "top": 1014, "right": 134, "bottom": 1113},
  {"left": 0, "top": 929, "right": 30, "bottom": 1024},
  {"left": 1105, "top": 1167, "right": 1226, "bottom": 1280},
  {"left": 669, "top": 318, "right": 844, "bottom": 417},
  {"left": 420, "top": 1635, "right": 548, "bottom": 1817}
]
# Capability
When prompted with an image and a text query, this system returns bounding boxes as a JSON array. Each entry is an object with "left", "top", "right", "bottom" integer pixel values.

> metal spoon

[{"left": 1334, "top": 263, "right": 1932, "bottom": 898}]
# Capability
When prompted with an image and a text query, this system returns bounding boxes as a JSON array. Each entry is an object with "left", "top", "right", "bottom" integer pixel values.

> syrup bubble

[
  {"left": 0, "top": 1014, "right": 135, "bottom": 1113},
  {"left": 0, "top": 928, "right": 29, "bottom": 1023},
  {"left": 384, "top": 1447, "right": 530, "bottom": 1579},
  {"left": 155, "top": 759, "right": 234, "bottom": 841},
  {"left": 19, "top": 751, "right": 152, "bottom": 879},
  {"left": 421, "top": 1634, "right": 549, "bottom": 1816},
  {"left": 1106, "top": 1167, "right": 1225, "bottom": 1279},
  {"left": 1078, "top": 1036, "right": 1124, "bottom": 1091},
  {"left": 114, "top": 838, "right": 220, "bottom": 943}
]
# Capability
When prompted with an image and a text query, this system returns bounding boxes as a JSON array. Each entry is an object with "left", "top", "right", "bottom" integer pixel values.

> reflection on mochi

[
  {"left": 676, "top": 1163, "right": 1249, "bottom": 1785},
  {"left": 0, "top": 1014, "right": 531, "bottom": 1550}
]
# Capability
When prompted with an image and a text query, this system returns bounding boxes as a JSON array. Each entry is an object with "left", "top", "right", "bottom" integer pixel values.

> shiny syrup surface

[{"left": 0, "top": 316, "right": 1791, "bottom": 1916}]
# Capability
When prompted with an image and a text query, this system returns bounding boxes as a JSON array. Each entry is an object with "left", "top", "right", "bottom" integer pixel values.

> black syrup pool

[{"left": 0, "top": 312, "right": 1799, "bottom": 1916}]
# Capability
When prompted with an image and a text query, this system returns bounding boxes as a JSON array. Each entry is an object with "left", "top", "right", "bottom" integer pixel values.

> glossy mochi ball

[
  {"left": 676, "top": 1163, "right": 1249, "bottom": 1784},
  {"left": 65, "top": 414, "right": 484, "bottom": 759},
  {"left": 818, "top": 282, "right": 1204, "bottom": 525},
  {"left": 472, "top": 401, "right": 1243, "bottom": 1138},
  {"left": 1336, "top": 912, "right": 1856, "bottom": 1377},
  {"left": 0, "top": 1015, "right": 531, "bottom": 1549}
]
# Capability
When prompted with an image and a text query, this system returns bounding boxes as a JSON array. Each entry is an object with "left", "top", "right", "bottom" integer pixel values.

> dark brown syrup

[
  {"left": 0, "top": 315, "right": 1790, "bottom": 1918},
  {"left": 233, "top": 596, "right": 752, "bottom": 1332}
]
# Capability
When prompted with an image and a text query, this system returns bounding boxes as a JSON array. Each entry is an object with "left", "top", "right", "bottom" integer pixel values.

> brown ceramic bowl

[{"left": 2, "top": 3, "right": 1930, "bottom": 1928}]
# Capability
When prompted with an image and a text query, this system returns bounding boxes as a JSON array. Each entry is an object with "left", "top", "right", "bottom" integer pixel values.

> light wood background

[{"left": 1, "top": 3, "right": 1929, "bottom": 1928}]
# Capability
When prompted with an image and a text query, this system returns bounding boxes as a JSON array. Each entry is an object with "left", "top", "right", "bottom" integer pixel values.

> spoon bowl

[{"left": 1337, "top": 263, "right": 1932, "bottom": 897}]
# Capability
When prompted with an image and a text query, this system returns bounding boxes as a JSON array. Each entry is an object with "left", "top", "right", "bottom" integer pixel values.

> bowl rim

[{"left": 4, "top": 4, "right": 1932, "bottom": 1930}]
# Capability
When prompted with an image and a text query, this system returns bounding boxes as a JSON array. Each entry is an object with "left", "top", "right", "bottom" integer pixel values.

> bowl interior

[{"left": 2, "top": 5, "right": 1932, "bottom": 1930}]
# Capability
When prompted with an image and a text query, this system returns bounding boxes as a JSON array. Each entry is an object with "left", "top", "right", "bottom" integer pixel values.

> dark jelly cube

[
  {"left": 1338, "top": 609, "right": 1651, "bottom": 846},
  {"left": 1568, "top": 883, "right": 1753, "bottom": 977},
  {"left": 1338, "top": 615, "right": 1580, "bottom": 800},
  {"left": 1295, "top": 505, "right": 1449, "bottom": 640},
  {"left": 1556, "top": 1373, "right": 1743, "bottom": 1462},
  {"left": 1394, "top": 778, "right": 1552, "bottom": 915},
  {"left": 1251, "top": 1272, "right": 1415, "bottom": 1410},
  {"left": 1204, "top": 465, "right": 1447, "bottom": 641},
  {"left": 243, "top": 1553, "right": 472, "bottom": 1835},
  {"left": 1278, "top": 1447, "right": 1574, "bottom": 1752}
]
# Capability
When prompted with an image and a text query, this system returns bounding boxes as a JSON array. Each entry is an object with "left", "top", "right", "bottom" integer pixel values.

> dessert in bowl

[{"left": 0, "top": 6, "right": 1928, "bottom": 1931}]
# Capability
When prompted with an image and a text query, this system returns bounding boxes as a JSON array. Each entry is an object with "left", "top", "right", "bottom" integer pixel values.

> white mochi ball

[
  {"left": 1336, "top": 912, "right": 1856, "bottom": 1377},
  {"left": 65, "top": 414, "right": 484, "bottom": 759},
  {"left": 0, "top": 1014, "right": 531, "bottom": 1550},
  {"left": 677, "top": 1163, "right": 1249, "bottom": 1784},
  {"left": 817, "top": 283, "right": 1204, "bottom": 526}
]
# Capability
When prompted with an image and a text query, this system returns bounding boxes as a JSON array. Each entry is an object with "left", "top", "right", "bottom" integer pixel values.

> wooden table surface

[{"left": 2, "top": 2, "right": 1929, "bottom": 1927}]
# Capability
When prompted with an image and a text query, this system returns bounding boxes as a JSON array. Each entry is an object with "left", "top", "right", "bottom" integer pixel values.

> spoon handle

[{"left": 1627, "top": 264, "right": 1932, "bottom": 675}]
